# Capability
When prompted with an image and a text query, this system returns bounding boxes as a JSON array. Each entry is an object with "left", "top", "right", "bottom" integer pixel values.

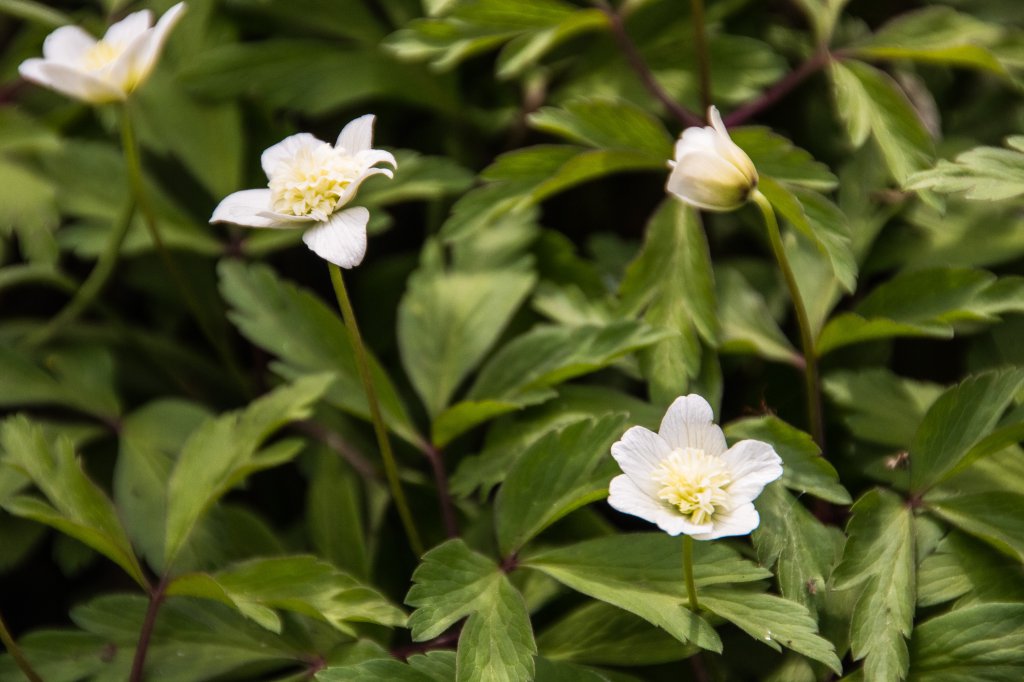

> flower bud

[{"left": 666, "top": 106, "right": 758, "bottom": 212}]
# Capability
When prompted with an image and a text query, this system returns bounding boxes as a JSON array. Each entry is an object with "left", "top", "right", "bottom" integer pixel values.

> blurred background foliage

[{"left": 1, "top": 0, "right": 1024, "bottom": 680}]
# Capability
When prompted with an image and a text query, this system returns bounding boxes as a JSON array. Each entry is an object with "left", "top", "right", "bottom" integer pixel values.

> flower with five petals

[
  {"left": 608, "top": 394, "right": 783, "bottom": 540},
  {"left": 210, "top": 115, "right": 396, "bottom": 269},
  {"left": 18, "top": 2, "right": 187, "bottom": 104}
]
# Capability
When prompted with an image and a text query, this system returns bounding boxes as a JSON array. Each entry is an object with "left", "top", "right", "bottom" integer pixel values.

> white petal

[
  {"left": 302, "top": 206, "right": 369, "bottom": 268},
  {"left": 336, "top": 114, "right": 376, "bottom": 154},
  {"left": 42, "top": 26, "right": 96, "bottom": 63},
  {"left": 19, "top": 59, "right": 125, "bottom": 103},
  {"left": 658, "top": 395, "right": 727, "bottom": 456},
  {"left": 608, "top": 475, "right": 712, "bottom": 537},
  {"left": 210, "top": 189, "right": 296, "bottom": 228},
  {"left": 690, "top": 502, "right": 759, "bottom": 540},
  {"left": 120, "top": 1, "right": 187, "bottom": 91},
  {"left": 356, "top": 148, "right": 397, "bottom": 170},
  {"left": 103, "top": 9, "right": 153, "bottom": 46},
  {"left": 610, "top": 425, "right": 673, "bottom": 498},
  {"left": 721, "top": 440, "right": 783, "bottom": 504},
  {"left": 666, "top": 152, "right": 752, "bottom": 212},
  {"left": 708, "top": 106, "right": 728, "bottom": 138},
  {"left": 261, "top": 133, "right": 324, "bottom": 177},
  {"left": 334, "top": 166, "right": 393, "bottom": 209},
  {"left": 674, "top": 126, "right": 717, "bottom": 159}
]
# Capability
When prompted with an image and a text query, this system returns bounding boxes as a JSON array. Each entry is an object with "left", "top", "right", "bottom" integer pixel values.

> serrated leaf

[
  {"left": 830, "top": 60, "right": 934, "bottom": 185},
  {"left": 909, "top": 368, "right": 1024, "bottom": 492},
  {"left": 307, "top": 450, "right": 371, "bottom": 580},
  {"left": 725, "top": 416, "right": 851, "bottom": 504},
  {"left": 917, "top": 531, "right": 1024, "bottom": 608},
  {"left": 537, "top": 601, "right": 693, "bottom": 666},
  {"left": 910, "top": 603, "right": 1024, "bottom": 681},
  {"left": 524, "top": 534, "right": 772, "bottom": 652},
  {"left": 823, "top": 369, "right": 943, "bottom": 448},
  {"left": 164, "top": 375, "right": 332, "bottom": 564},
  {"left": 731, "top": 127, "right": 838, "bottom": 191},
  {"left": 406, "top": 539, "right": 536, "bottom": 682},
  {"left": 495, "top": 414, "right": 627, "bottom": 554},
  {"left": 906, "top": 137, "right": 1024, "bottom": 200},
  {"left": 219, "top": 260, "right": 421, "bottom": 446},
  {"left": 716, "top": 267, "right": 798, "bottom": 364},
  {"left": 168, "top": 555, "right": 404, "bottom": 635},
  {"left": 398, "top": 264, "right": 536, "bottom": 418},
  {"left": 619, "top": 200, "right": 717, "bottom": 403},
  {"left": 927, "top": 492, "right": 1024, "bottom": 563},
  {"left": 852, "top": 7, "right": 1006, "bottom": 75},
  {"left": 833, "top": 489, "right": 915, "bottom": 682},
  {"left": 700, "top": 588, "right": 842, "bottom": 673},
  {"left": 528, "top": 99, "right": 672, "bottom": 158},
  {"left": 0, "top": 416, "right": 145, "bottom": 587},
  {"left": 0, "top": 344, "right": 120, "bottom": 420}
]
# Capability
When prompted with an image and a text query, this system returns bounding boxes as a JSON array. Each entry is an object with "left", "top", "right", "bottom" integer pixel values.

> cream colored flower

[
  {"left": 666, "top": 106, "right": 758, "bottom": 212},
  {"left": 608, "top": 395, "right": 782, "bottom": 540},
  {"left": 18, "top": 3, "right": 187, "bottom": 104},
  {"left": 210, "top": 115, "right": 396, "bottom": 268}
]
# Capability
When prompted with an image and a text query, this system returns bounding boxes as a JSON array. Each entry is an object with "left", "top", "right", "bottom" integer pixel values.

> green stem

[
  {"left": 22, "top": 197, "right": 135, "bottom": 348},
  {"left": 752, "top": 190, "right": 825, "bottom": 447},
  {"left": 0, "top": 610, "right": 43, "bottom": 682},
  {"left": 328, "top": 264, "right": 424, "bottom": 556},
  {"left": 120, "top": 104, "right": 251, "bottom": 397},
  {"left": 682, "top": 535, "right": 699, "bottom": 612},
  {"left": 690, "top": 0, "right": 712, "bottom": 113}
]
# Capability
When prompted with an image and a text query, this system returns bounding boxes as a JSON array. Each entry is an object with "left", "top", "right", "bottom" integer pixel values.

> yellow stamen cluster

[
  {"left": 83, "top": 41, "right": 122, "bottom": 71},
  {"left": 652, "top": 448, "right": 732, "bottom": 524},
  {"left": 269, "top": 144, "right": 361, "bottom": 221}
]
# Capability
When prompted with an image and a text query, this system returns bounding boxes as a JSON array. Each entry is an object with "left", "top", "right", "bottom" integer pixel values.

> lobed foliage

[{"left": 1, "top": 0, "right": 1024, "bottom": 681}]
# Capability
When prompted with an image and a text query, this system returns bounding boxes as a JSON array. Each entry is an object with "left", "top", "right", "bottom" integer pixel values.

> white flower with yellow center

[
  {"left": 210, "top": 115, "right": 396, "bottom": 268},
  {"left": 18, "top": 3, "right": 187, "bottom": 104},
  {"left": 608, "top": 395, "right": 782, "bottom": 540},
  {"left": 666, "top": 106, "right": 758, "bottom": 213}
]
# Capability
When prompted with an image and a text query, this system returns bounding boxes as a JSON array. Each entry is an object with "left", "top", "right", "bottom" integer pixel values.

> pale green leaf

[
  {"left": 528, "top": 99, "right": 672, "bottom": 158},
  {"left": 823, "top": 369, "right": 943, "bottom": 448},
  {"left": 927, "top": 492, "right": 1024, "bottom": 563},
  {"left": 906, "top": 137, "right": 1024, "bottom": 201},
  {"left": 910, "top": 603, "right": 1024, "bottom": 681},
  {"left": 716, "top": 267, "right": 798, "bottom": 365}
]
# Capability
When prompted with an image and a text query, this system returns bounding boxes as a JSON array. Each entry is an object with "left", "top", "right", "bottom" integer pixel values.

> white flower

[
  {"left": 18, "top": 3, "right": 187, "bottom": 104},
  {"left": 666, "top": 106, "right": 758, "bottom": 212},
  {"left": 608, "top": 395, "right": 782, "bottom": 540},
  {"left": 210, "top": 115, "right": 396, "bottom": 269}
]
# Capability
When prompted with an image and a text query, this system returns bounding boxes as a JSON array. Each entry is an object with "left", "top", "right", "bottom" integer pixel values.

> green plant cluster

[{"left": 1, "top": 0, "right": 1024, "bottom": 680}]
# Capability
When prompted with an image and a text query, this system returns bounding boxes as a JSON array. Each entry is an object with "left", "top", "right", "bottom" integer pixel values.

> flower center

[
  {"left": 268, "top": 143, "right": 362, "bottom": 221},
  {"left": 652, "top": 448, "right": 732, "bottom": 525},
  {"left": 82, "top": 41, "right": 124, "bottom": 71}
]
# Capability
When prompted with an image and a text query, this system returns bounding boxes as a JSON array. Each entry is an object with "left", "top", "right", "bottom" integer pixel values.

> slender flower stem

[
  {"left": 597, "top": 2, "right": 703, "bottom": 128},
  {"left": 724, "top": 50, "right": 830, "bottom": 127},
  {"left": 682, "top": 535, "right": 700, "bottom": 612},
  {"left": 129, "top": 576, "right": 169, "bottom": 682},
  {"left": 22, "top": 198, "right": 135, "bottom": 348},
  {"left": 120, "top": 104, "right": 251, "bottom": 396},
  {"left": 689, "top": 0, "right": 712, "bottom": 113},
  {"left": 328, "top": 264, "right": 424, "bottom": 557},
  {"left": 752, "top": 190, "right": 825, "bottom": 447},
  {"left": 0, "top": 611, "right": 43, "bottom": 682}
]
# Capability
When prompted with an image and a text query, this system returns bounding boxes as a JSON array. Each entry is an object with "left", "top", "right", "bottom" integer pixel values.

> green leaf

[
  {"left": 757, "top": 177, "right": 856, "bottom": 295},
  {"left": 167, "top": 555, "right": 405, "bottom": 635},
  {"left": 319, "top": 653, "right": 453, "bottom": 682},
  {"left": 909, "top": 368, "right": 1024, "bottom": 491},
  {"left": 833, "top": 489, "right": 915, "bottom": 682},
  {"left": 731, "top": 127, "right": 838, "bottom": 191},
  {"left": 495, "top": 9, "right": 609, "bottom": 79},
  {"left": 528, "top": 99, "right": 673, "bottom": 158},
  {"left": 910, "top": 603, "right": 1024, "bottom": 681},
  {"left": 829, "top": 60, "right": 934, "bottom": 185},
  {"left": 164, "top": 375, "right": 332, "bottom": 564},
  {"left": 700, "top": 588, "right": 842, "bottom": 673},
  {"left": 619, "top": 200, "right": 717, "bottom": 403},
  {"left": 398, "top": 263, "right": 536, "bottom": 418},
  {"left": 725, "top": 416, "right": 851, "bottom": 504},
  {"left": 0, "top": 344, "right": 121, "bottom": 420},
  {"left": 495, "top": 414, "right": 627, "bottom": 554},
  {"left": 406, "top": 539, "right": 537, "bottom": 682},
  {"left": 219, "top": 261, "right": 421, "bottom": 445},
  {"left": 524, "top": 534, "right": 772, "bottom": 651},
  {"left": 852, "top": 7, "right": 1006, "bottom": 75},
  {"left": 537, "top": 601, "right": 693, "bottom": 666},
  {"left": 917, "top": 531, "right": 1024, "bottom": 608},
  {"left": 114, "top": 399, "right": 212, "bottom": 571},
  {"left": 823, "top": 369, "right": 943, "bottom": 448},
  {"left": 356, "top": 150, "right": 474, "bottom": 208},
  {"left": 817, "top": 268, "right": 1024, "bottom": 355},
  {"left": 927, "top": 492, "right": 1024, "bottom": 563},
  {"left": 906, "top": 136, "right": 1024, "bottom": 201},
  {"left": 789, "top": 0, "right": 849, "bottom": 43},
  {"left": 716, "top": 267, "right": 798, "bottom": 364},
  {"left": 307, "top": 449, "right": 371, "bottom": 580},
  {"left": 0, "top": 416, "right": 146, "bottom": 588}
]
